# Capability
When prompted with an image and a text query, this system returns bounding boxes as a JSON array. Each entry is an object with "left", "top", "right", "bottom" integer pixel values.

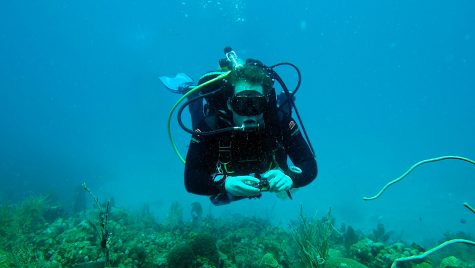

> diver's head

[{"left": 227, "top": 64, "right": 274, "bottom": 129}]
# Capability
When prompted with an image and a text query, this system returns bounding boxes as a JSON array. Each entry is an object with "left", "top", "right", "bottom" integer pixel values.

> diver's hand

[
  {"left": 224, "top": 176, "right": 261, "bottom": 197},
  {"left": 262, "top": 169, "right": 293, "bottom": 192}
]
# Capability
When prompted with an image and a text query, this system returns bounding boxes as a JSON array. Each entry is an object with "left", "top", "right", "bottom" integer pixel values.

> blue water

[{"left": 1, "top": 0, "right": 474, "bottom": 245}]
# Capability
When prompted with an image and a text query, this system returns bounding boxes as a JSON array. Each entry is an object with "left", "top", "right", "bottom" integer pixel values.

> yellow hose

[{"left": 167, "top": 71, "right": 231, "bottom": 164}]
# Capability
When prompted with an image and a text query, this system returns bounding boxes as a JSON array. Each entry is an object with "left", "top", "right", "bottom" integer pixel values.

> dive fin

[{"left": 159, "top": 73, "right": 194, "bottom": 94}]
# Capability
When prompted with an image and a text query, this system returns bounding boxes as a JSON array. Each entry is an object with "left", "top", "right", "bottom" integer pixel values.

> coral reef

[
  {"left": 190, "top": 233, "right": 219, "bottom": 266},
  {"left": 325, "top": 256, "right": 368, "bottom": 268},
  {"left": 165, "top": 201, "right": 184, "bottom": 228},
  {"left": 290, "top": 207, "right": 334, "bottom": 267},
  {"left": 350, "top": 238, "right": 430, "bottom": 267},
  {"left": 260, "top": 252, "right": 280, "bottom": 268},
  {"left": 0, "top": 197, "right": 474, "bottom": 267},
  {"left": 167, "top": 243, "right": 195, "bottom": 268},
  {"left": 371, "top": 223, "right": 392, "bottom": 243}
]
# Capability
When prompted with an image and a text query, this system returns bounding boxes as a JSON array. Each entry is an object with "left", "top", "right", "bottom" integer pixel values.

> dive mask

[{"left": 230, "top": 93, "right": 268, "bottom": 116}]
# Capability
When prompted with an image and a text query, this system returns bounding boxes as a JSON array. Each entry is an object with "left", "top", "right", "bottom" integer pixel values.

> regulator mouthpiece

[{"left": 237, "top": 120, "right": 262, "bottom": 132}]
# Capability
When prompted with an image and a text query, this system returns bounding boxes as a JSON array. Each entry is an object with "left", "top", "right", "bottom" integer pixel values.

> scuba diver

[{"left": 161, "top": 47, "right": 317, "bottom": 205}]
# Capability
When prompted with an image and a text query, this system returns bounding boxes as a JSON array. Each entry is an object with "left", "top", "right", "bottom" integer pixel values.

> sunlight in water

[{"left": 180, "top": 0, "right": 246, "bottom": 23}]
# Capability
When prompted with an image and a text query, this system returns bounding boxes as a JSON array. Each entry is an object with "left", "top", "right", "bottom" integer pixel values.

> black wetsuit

[{"left": 184, "top": 112, "right": 317, "bottom": 203}]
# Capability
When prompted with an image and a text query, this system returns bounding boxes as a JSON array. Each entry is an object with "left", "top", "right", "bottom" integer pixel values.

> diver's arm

[
  {"left": 283, "top": 118, "right": 318, "bottom": 188},
  {"left": 184, "top": 135, "right": 222, "bottom": 196}
]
